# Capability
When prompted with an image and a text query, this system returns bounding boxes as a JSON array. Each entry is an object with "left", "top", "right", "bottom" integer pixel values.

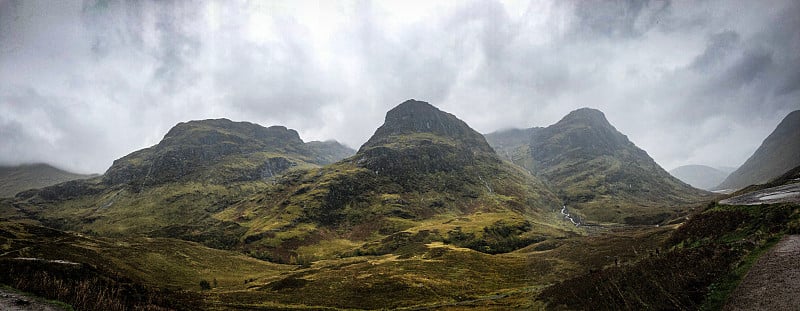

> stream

[{"left": 561, "top": 205, "right": 580, "bottom": 226}]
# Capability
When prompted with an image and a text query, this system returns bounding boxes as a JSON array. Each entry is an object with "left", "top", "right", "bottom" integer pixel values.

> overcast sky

[{"left": 1, "top": 0, "right": 799, "bottom": 174}]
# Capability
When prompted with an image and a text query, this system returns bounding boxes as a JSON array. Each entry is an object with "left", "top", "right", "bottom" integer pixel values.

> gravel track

[
  {"left": 0, "top": 288, "right": 67, "bottom": 311},
  {"left": 724, "top": 235, "right": 800, "bottom": 311}
]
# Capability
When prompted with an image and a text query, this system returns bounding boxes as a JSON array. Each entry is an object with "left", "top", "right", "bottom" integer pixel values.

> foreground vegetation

[
  {"left": 538, "top": 202, "right": 800, "bottom": 310},
  {"left": 3, "top": 200, "right": 796, "bottom": 310}
]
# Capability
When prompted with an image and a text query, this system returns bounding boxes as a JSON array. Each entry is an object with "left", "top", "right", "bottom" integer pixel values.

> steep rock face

[
  {"left": 354, "top": 100, "right": 501, "bottom": 190},
  {"left": 528, "top": 108, "right": 707, "bottom": 224},
  {"left": 360, "top": 100, "right": 494, "bottom": 154},
  {"left": 716, "top": 110, "right": 800, "bottom": 190},
  {"left": 670, "top": 165, "right": 729, "bottom": 190}
]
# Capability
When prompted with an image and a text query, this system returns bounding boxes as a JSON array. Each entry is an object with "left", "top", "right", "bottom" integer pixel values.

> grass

[
  {"left": 0, "top": 222, "right": 294, "bottom": 291},
  {"left": 537, "top": 202, "right": 800, "bottom": 310},
  {"left": 12, "top": 181, "right": 271, "bottom": 249},
  {"left": 209, "top": 134, "right": 574, "bottom": 262},
  {"left": 700, "top": 235, "right": 781, "bottom": 310},
  {"left": 0, "top": 214, "right": 679, "bottom": 310}
]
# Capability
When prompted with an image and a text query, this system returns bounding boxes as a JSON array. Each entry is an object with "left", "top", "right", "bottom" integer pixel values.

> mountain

[
  {"left": 484, "top": 127, "right": 540, "bottom": 172},
  {"left": 715, "top": 110, "right": 800, "bottom": 191},
  {"left": 102, "top": 119, "right": 349, "bottom": 189},
  {"left": 486, "top": 108, "right": 708, "bottom": 224},
  {"left": 219, "top": 99, "right": 570, "bottom": 261},
  {"left": 0, "top": 163, "right": 96, "bottom": 197},
  {"left": 6, "top": 119, "right": 353, "bottom": 248},
  {"left": 716, "top": 166, "right": 738, "bottom": 174},
  {"left": 669, "top": 165, "right": 729, "bottom": 190},
  {"left": 304, "top": 140, "right": 355, "bottom": 165}
]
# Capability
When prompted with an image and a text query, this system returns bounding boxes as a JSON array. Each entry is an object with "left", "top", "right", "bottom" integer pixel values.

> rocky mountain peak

[
  {"left": 360, "top": 99, "right": 493, "bottom": 153},
  {"left": 162, "top": 119, "right": 304, "bottom": 149},
  {"left": 556, "top": 107, "right": 614, "bottom": 129},
  {"left": 102, "top": 119, "right": 314, "bottom": 188},
  {"left": 533, "top": 107, "right": 633, "bottom": 160}
]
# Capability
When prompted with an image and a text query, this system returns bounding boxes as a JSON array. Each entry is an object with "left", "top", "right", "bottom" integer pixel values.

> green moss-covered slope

[
  {"left": 4, "top": 119, "right": 352, "bottom": 248},
  {"left": 219, "top": 100, "right": 570, "bottom": 262},
  {"left": 486, "top": 108, "right": 709, "bottom": 224}
]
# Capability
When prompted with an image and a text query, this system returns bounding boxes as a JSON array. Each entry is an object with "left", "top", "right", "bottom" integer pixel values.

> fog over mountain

[{"left": 2, "top": 0, "right": 799, "bottom": 174}]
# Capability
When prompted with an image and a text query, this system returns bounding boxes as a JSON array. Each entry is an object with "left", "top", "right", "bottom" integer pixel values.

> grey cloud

[
  {"left": 776, "top": 70, "right": 800, "bottom": 96},
  {"left": 1, "top": 0, "right": 798, "bottom": 174},
  {"left": 569, "top": 0, "right": 671, "bottom": 39},
  {"left": 723, "top": 50, "right": 773, "bottom": 89},
  {"left": 690, "top": 31, "right": 739, "bottom": 72}
]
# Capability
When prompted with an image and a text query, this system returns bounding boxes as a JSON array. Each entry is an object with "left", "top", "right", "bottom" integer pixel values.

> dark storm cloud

[
  {"left": 570, "top": 0, "right": 670, "bottom": 39},
  {"left": 690, "top": 31, "right": 739, "bottom": 72},
  {"left": 777, "top": 70, "right": 800, "bottom": 96},
  {"left": 1, "top": 0, "right": 798, "bottom": 173}
]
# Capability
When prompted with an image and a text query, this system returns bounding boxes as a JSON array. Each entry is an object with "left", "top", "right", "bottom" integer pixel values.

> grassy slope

[
  {"left": 215, "top": 130, "right": 576, "bottom": 264},
  {"left": 529, "top": 110, "right": 710, "bottom": 224},
  {"left": 3, "top": 119, "right": 353, "bottom": 249},
  {"left": 10, "top": 180, "right": 273, "bottom": 249},
  {"left": 0, "top": 222, "right": 293, "bottom": 291},
  {"left": 484, "top": 110, "right": 711, "bottom": 225},
  {"left": 0, "top": 218, "right": 678, "bottom": 310},
  {"left": 537, "top": 202, "right": 800, "bottom": 310},
  {"left": 0, "top": 164, "right": 96, "bottom": 198},
  {"left": 208, "top": 224, "right": 675, "bottom": 310}
]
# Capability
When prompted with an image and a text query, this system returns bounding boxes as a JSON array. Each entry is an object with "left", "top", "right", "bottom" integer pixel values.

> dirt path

[
  {"left": 724, "top": 235, "right": 800, "bottom": 310},
  {"left": 0, "top": 288, "right": 67, "bottom": 311}
]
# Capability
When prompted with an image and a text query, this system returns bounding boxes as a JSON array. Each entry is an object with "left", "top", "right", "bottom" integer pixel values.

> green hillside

[
  {"left": 0, "top": 163, "right": 96, "bottom": 198},
  {"left": 217, "top": 100, "right": 573, "bottom": 263},
  {"left": 485, "top": 108, "right": 709, "bottom": 224},
  {"left": 5, "top": 119, "right": 352, "bottom": 249}
]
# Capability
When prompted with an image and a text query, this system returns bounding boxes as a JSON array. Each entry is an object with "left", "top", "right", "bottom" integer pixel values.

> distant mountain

[
  {"left": 0, "top": 163, "right": 96, "bottom": 197},
  {"left": 485, "top": 108, "right": 707, "bottom": 224},
  {"left": 484, "top": 128, "right": 540, "bottom": 172},
  {"left": 716, "top": 110, "right": 800, "bottom": 191},
  {"left": 715, "top": 166, "right": 738, "bottom": 175},
  {"left": 304, "top": 140, "right": 355, "bottom": 165},
  {"left": 220, "top": 100, "right": 570, "bottom": 261},
  {"left": 669, "top": 165, "right": 729, "bottom": 190},
  {"left": 8, "top": 119, "right": 352, "bottom": 248}
]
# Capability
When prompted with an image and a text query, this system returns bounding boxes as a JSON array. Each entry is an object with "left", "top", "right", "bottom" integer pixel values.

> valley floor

[{"left": 724, "top": 234, "right": 800, "bottom": 311}]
